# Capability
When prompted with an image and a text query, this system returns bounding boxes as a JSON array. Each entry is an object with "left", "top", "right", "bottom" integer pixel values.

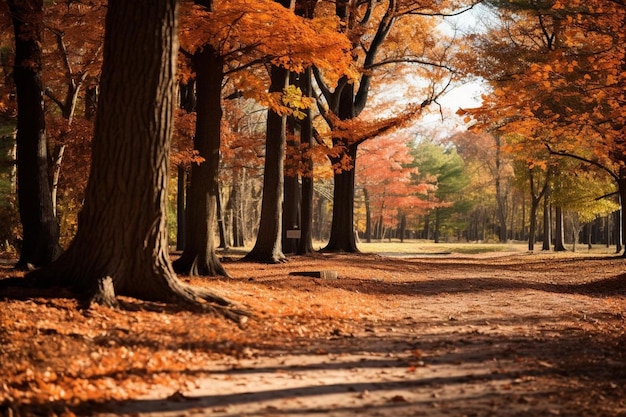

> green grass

[
  {"left": 356, "top": 240, "right": 525, "bottom": 255},
  {"left": 356, "top": 239, "right": 621, "bottom": 256}
]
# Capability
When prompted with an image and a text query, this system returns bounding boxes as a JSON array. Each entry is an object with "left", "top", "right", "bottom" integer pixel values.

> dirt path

[{"left": 2, "top": 252, "right": 626, "bottom": 416}]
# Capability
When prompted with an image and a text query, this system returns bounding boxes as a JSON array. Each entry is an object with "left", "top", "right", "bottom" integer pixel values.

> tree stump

[{"left": 289, "top": 270, "right": 338, "bottom": 280}]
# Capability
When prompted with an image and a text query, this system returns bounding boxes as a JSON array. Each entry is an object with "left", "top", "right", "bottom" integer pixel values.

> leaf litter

[{"left": 1, "top": 251, "right": 626, "bottom": 416}]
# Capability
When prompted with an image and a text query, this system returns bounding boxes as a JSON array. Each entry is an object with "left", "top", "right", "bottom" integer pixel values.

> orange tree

[
  {"left": 461, "top": 0, "right": 626, "bottom": 251},
  {"left": 177, "top": 0, "right": 352, "bottom": 266},
  {"left": 357, "top": 133, "right": 434, "bottom": 241},
  {"left": 313, "top": 0, "right": 482, "bottom": 252}
]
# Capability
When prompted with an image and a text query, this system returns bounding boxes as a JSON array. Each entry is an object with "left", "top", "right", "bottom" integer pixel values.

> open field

[{"left": 1, "top": 247, "right": 626, "bottom": 416}]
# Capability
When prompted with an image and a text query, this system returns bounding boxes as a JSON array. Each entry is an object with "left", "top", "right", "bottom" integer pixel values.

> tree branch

[{"left": 545, "top": 143, "right": 618, "bottom": 182}]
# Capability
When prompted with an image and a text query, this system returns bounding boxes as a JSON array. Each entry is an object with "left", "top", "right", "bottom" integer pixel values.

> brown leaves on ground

[{"left": 1, "top": 252, "right": 626, "bottom": 416}]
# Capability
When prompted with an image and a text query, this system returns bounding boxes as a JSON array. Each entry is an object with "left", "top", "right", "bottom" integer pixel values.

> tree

[
  {"left": 315, "top": 0, "right": 479, "bottom": 252},
  {"left": 357, "top": 134, "right": 433, "bottom": 241},
  {"left": 177, "top": 0, "right": 352, "bottom": 264},
  {"left": 173, "top": 0, "right": 230, "bottom": 276},
  {"left": 452, "top": 130, "right": 514, "bottom": 242},
  {"left": 244, "top": 64, "right": 290, "bottom": 263},
  {"left": 410, "top": 138, "right": 468, "bottom": 242},
  {"left": 461, "top": 0, "right": 626, "bottom": 252},
  {"left": 22, "top": 0, "right": 242, "bottom": 319},
  {"left": 8, "top": 0, "right": 62, "bottom": 269}
]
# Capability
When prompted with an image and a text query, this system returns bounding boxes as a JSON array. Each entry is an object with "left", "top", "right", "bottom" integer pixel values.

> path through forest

[{"left": 2, "top": 251, "right": 626, "bottom": 416}]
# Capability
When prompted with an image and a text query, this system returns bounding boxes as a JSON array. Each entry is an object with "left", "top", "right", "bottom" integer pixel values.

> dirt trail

[{"left": 2, "top": 252, "right": 626, "bottom": 416}]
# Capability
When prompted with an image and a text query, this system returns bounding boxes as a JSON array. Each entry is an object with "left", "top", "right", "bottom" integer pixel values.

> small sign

[{"left": 286, "top": 229, "right": 301, "bottom": 239}]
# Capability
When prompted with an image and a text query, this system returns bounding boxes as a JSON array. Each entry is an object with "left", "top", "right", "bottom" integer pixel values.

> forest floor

[{"left": 1, "top": 243, "right": 626, "bottom": 417}]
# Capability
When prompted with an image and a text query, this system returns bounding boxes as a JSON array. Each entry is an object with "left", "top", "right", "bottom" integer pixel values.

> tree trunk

[
  {"left": 434, "top": 208, "right": 441, "bottom": 243},
  {"left": 542, "top": 185, "right": 551, "bottom": 251},
  {"left": 282, "top": 116, "right": 300, "bottom": 255},
  {"left": 323, "top": 144, "right": 359, "bottom": 252},
  {"left": 494, "top": 136, "right": 508, "bottom": 242},
  {"left": 173, "top": 44, "right": 228, "bottom": 277},
  {"left": 364, "top": 187, "right": 372, "bottom": 243},
  {"left": 529, "top": 199, "right": 539, "bottom": 251},
  {"left": 244, "top": 65, "right": 288, "bottom": 263},
  {"left": 553, "top": 205, "right": 567, "bottom": 251},
  {"left": 176, "top": 165, "right": 186, "bottom": 251},
  {"left": 618, "top": 178, "right": 626, "bottom": 257},
  {"left": 9, "top": 0, "right": 61, "bottom": 269},
  {"left": 26, "top": 0, "right": 241, "bottom": 319},
  {"left": 217, "top": 188, "right": 229, "bottom": 250},
  {"left": 226, "top": 173, "right": 244, "bottom": 247},
  {"left": 399, "top": 213, "right": 406, "bottom": 243},
  {"left": 615, "top": 207, "right": 622, "bottom": 254},
  {"left": 296, "top": 68, "right": 314, "bottom": 255}
]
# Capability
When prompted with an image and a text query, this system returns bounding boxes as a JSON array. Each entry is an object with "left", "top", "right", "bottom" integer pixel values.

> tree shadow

[{"left": 3, "top": 320, "right": 624, "bottom": 416}]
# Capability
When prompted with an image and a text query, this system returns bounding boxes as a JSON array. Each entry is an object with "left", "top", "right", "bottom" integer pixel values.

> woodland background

[
  {"left": 1, "top": 1, "right": 626, "bottom": 415},
  {"left": 0, "top": 0, "right": 624, "bottom": 265}
]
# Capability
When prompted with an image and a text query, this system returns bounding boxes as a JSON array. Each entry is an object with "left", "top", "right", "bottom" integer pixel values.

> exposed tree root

[
  {"left": 168, "top": 282, "right": 252, "bottom": 324},
  {"left": 172, "top": 254, "right": 232, "bottom": 278},
  {"left": 2, "top": 270, "right": 251, "bottom": 324},
  {"left": 241, "top": 252, "right": 288, "bottom": 264}
]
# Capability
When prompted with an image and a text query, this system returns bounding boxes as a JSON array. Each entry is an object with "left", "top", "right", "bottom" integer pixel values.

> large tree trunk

[
  {"left": 9, "top": 0, "right": 61, "bottom": 269},
  {"left": 173, "top": 44, "right": 228, "bottom": 277},
  {"left": 244, "top": 65, "right": 289, "bottom": 263},
  {"left": 25, "top": 0, "right": 242, "bottom": 319},
  {"left": 323, "top": 144, "right": 359, "bottom": 252}
]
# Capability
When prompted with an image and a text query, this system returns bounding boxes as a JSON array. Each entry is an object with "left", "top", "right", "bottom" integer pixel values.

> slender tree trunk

[
  {"left": 282, "top": 116, "right": 300, "bottom": 255},
  {"left": 618, "top": 178, "right": 626, "bottom": 257},
  {"left": 615, "top": 206, "right": 622, "bottom": 254},
  {"left": 173, "top": 44, "right": 228, "bottom": 277},
  {"left": 244, "top": 65, "right": 288, "bottom": 263},
  {"left": 542, "top": 185, "right": 551, "bottom": 251},
  {"left": 494, "top": 136, "right": 508, "bottom": 242},
  {"left": 364, "top": 187, "right": 372, "bottom": 243},
  {"left": 529, "top": 200, "right": 539, "bottom": 251},
  {"left": 434, "top": 208, "right": 441, "bottom": 243},
  {"left": 176, "top": 165, "right": 186, "bottom": 251},
  {"left": 227, "top": 174, "right": 244, "bottom": 247},
  {"left": 9, "top": 0, "right": 61, "bottom": 269},
  {"left": 296, "top": 68, "right": 315, "bottom": 255},
  {"left": 554, "top": 205, "right": 567, "bottom": 251},
  {"left": 217, "top": 188, "right": 229, "bottom": 250},
  {"left": 85, "top": 86, "right": 98, "bottom": 120}
]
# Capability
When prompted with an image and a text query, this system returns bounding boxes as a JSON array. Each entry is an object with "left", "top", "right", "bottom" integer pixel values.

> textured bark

[
  {"left": 172, "top": 44, "right": 228, "bottom": 277},
  {"left": 26, "top": 0, "right": 244, "bottom": 320},
  {"left": 176, "top": 165, "right": 186, "bottom": 251},
  {"left": 542, "top": 185, "right": 552, "bottom": 251},
  {"left": 9, "top": 0, "right": 61, "bottom": 269},
  {"left": 618, "top": 178, "right": 626, "bottom": 257},
  {"left": 363, "top": 187, "right": 372, "bottom": 243},
  {"left": 282, "top": 115, "right": 300, "bottom": 255},
  {"left": 322, "top": 144, "right": 359, "bottom": 253},
  {"left": 553, "top": 206, "right": 567, "bottom": 251},
  {"left": 244, "top": 65, "right": 288, "bottom": 263}
]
